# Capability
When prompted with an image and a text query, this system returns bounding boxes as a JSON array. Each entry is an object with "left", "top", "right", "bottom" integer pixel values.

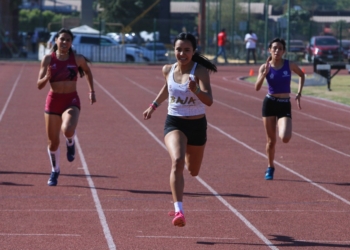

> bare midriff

[{"left": 50, "top": 81, "right": 77, "bottom": 94}]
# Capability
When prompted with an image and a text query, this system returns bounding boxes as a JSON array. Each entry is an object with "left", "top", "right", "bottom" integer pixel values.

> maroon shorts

[{"left": 45, "top": 91, "right": 81, "bottom": 116}]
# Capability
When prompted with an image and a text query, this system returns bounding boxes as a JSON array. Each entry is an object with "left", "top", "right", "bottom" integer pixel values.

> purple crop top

[{"left": 265, "top": 59, "right": 291, "bottom": 94}]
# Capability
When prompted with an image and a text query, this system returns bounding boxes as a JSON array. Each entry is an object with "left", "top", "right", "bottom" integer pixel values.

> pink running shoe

[{"left": 169, "top": 211, "right": 186, "bottom": 227}]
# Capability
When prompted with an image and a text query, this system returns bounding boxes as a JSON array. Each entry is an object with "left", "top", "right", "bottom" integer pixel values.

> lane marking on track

[
  {"left": 75, "top": 136, "right": 116, "bottom": 250},
  {"left": 211, "top": 83, "right": 350, "bottom": 131},
  {"left": 136, "top": 236, "right": 238, "bottom": 240},
  {"left": 147, "top": 76, "right": 350, "bottom": 158},
  {"left": 0, "top": 208, "right": 348, "bottom": 213},
  {"left": 224, "top": 75, "right": 350, "bottom": 114},
  {"left": 0, "top": 65, "right": 24, "bottom": 123},
  {"left": 213, "top": 98, "right": 350, "bottom": 158},
  {"left": 234, "top": 209, "right": 350, "bottom": 212},
  {"left": 121, "top": 76, "right": 350, "bottom": 205},
  {"left": 0, "top": 233, "right": 80, "bottom": 237},
  {"left": 298, "top": 240, "right": 350, "bottom": 243},
  {"left": 99, "top": 71, "right": 350, "bottom": 247},
  {"left": 208, "top": 124, "right": 350, "bottom": 206},
  {"left": 95, "top": 79, "right": 278, "bottom": 250}
]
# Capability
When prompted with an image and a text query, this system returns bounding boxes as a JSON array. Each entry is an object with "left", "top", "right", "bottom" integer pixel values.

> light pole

[
  {"left": 286, "top": 0, "right": 290, "bottom": 54},
  {"left": 264, "top": 0, "right": 269, "bottom": 58},
  {"left": 247, "top": 0, "right": 251, "bottom": 32}
]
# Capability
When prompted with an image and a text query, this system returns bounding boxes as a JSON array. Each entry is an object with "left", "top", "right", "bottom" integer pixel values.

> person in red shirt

[{"left": 213, "top": 28, "right": 228, "bottom": 64}]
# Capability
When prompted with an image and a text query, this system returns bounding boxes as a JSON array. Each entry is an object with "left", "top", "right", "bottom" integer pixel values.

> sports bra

[
  {"left": 167, "top": 62, "right": 206, "bottom": 116},
  {"left": 265, "top": 59, "right": 291, "bottom": 94},
  {"left": 49, "top": 52, "right": 78, "bottom": 83}
]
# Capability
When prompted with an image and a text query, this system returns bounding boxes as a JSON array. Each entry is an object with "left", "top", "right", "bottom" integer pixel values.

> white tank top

[{"left": 167, "top": 63, "right": 206, "bottom": 116}]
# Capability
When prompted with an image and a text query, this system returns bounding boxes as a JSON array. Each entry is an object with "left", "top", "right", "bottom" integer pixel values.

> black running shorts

[
  {"left": 262, "top": 94, "right": 292, "bottom": 119},
  {"left": 164, "top": 115, "right": 207, "bottom": 146}
]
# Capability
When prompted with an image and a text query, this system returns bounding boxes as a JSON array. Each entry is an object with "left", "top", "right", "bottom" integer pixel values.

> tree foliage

[
  {"left": 19, "top": 9, "right": 76, "bottom": 32},
  {"left": 95, "top": 0, "right": 161, "bottom": 32},
  {"left": 10, "top": 0, "right": 23, "bottom": 10}
]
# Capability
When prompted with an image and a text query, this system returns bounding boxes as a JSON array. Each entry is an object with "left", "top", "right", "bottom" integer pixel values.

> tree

[
  {"left": 95, "top": 0, "right": 161, "bottom": 32},
  {"left": 19, "top": 9, "right": 77, "bottom": 32}
]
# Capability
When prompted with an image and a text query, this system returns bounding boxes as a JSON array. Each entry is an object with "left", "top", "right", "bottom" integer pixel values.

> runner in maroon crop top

[
  {"left": 255, "top": 37, "right": 304, "bottom": 180},
  {"left": 37, "top": 28, "right": 96, "bottom": 186}
]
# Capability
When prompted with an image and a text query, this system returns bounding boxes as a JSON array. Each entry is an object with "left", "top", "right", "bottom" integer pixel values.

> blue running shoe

[
  {"left": 265, "top": 167, "right": 275, "bottom": 180},
  {"left": 66, "top": 142, "right": 75, "bottom": 162},
  {"left": 47, "top": 171, "right": 60, "bottom": 186}
]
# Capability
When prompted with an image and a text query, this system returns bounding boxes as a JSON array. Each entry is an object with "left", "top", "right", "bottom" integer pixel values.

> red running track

[{"left": 0, "top": 62, "right": 349, "bottom": 250}]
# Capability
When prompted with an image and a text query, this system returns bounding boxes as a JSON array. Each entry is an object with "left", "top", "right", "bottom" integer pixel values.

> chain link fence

[{"left": 1, "top": 1, "right": 350, "bottom": 63}]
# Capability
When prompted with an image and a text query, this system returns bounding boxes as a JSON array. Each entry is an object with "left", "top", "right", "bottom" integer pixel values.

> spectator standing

[
  {"left": 191, "top": 26, "right": 200, "bottom": 51},
  {"left": 213, "top": 28, "right": 228, "bottom": 64},
  {"left": 31, "top": 32, "right": 39, "bottom": 53},
  {"left": 245, "top": 30, "right": 258, "bottom": 64},
  {"left": 1, "top": 31, "right": 13, "bottom": 58}
]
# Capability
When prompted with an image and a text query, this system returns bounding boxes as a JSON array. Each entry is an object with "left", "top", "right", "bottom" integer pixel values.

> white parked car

[
  {"left": 41, "top": 32, "right": 144, "bottom": 63},
  {"left": 141, "top": 42, "right": 168, "bottom": 62},
  {"left": 125, "top": 42, "right": 169, "bottom": 62}
]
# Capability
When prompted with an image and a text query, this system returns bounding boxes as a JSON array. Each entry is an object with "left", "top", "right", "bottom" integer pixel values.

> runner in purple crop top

[
  {"left": 37, "top": 28, "right": 96, "bottom": 186},
  {"left": 255, "top": 38, "right": 305, "bottom": 180}
]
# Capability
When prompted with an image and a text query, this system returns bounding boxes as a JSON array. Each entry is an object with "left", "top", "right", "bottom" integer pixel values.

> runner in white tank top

[
  {"left": 167, "top": 62, "right": 206, "bottom": 117},
  {"left": 143, "top": 32, "right": 217, "bottom": 227}
]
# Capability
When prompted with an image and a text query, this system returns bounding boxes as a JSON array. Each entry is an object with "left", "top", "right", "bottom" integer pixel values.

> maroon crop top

[{"left": 49, "top": 52, "right": 78, "bottom": 83}]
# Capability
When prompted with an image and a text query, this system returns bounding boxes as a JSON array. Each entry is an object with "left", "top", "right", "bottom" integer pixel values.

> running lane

[{"left": 0, "top": 62, "right": 349, "bottom": 249}]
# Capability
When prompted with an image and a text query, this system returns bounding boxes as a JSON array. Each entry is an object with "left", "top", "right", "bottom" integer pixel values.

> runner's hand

[
  {"left": 143, "top": 107, "right": 154, "bottom": 120},
  {"left": 89, "top": 92, "right": 96, "bottom": 105},
  {"left": 295, "top": 94, "right": 301, "bottom": 110}
]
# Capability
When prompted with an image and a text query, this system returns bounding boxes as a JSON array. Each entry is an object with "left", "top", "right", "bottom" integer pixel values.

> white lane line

[
  {"left": 136, "top": 236, "right": 238, "bottom": 240},
  {"left": 208, "top": 123, "right": 350, "bottom": 206},
  {"left": 122, "top": 76, "right": 350, "bottom": 205},
  {"left": 212, "top": 83, "right": 350, "bottom": 131},
  {"left": 214, "top": 98, "right": 350, "bottom": 158},
  {"left": 75, "top": 136, "right": 116, "bottom": 250},
  {"left": 299, "top": 95, "right": 350, "bottom": 113},
  {"left": 224, "top": 75, "right": 350, "bottom": 114},
  {"left": 298, "top": 240, "right": 350, "bottom": 243},
  {"left": 0, "top": 65, "right": 24, "bottom": 123},
  {"left": 0, "top": 208, "right": 348, "bottom": 213},
  {"left": 293, "top": 131, "right": 350, "bottom": 157},
  {"left": 0, "top": 233, "right": 80, "bottom": 237},
  {"left": 147, "top": 77, "right": 350, "bottom": 158},
  {"left": 94, "top": 80, "right": 278, "bottom": 250},
  {"left": 0, "top": 66, "right": 113, "bottom": 247},
  {"left": 196, "top": 176, "right": 278, "bottom": 249}
]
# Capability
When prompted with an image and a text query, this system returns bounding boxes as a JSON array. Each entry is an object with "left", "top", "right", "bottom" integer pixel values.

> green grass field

[{"left": 245, "top": 74, "right": 350, "bottom": 106}]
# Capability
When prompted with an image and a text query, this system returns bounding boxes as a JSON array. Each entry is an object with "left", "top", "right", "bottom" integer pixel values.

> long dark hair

[
  {"left": 174, "top": 32, "right": 217, "bottom": 73},
  {"left": 51, "top": 28, "right": 90, "bottom": 78},
  {"left": 268, "top": 37, "right": 286, "bottom": 50}
]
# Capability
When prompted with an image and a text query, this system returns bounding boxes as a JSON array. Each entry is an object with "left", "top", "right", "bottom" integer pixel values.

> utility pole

[
  {"left": 286, "top": 0, "right": 290, "bottom": 53},
  {"left": 199, "top": 0, "right": 206, "bottom": 52},
  {"left": 81, "top": 0, "right": 93, "bottom": 27},
  {"left": 231, "top": 0, "right": 235, "bottom": 45},
  {"left": 264, "top": 0, "right": 269, "bottom": 57},
  {"left": 247, "top": 0, "right": 251, "bottom": 32},
  {"left": 158, "top": 0, "right": 170, "bottom": 44}
]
